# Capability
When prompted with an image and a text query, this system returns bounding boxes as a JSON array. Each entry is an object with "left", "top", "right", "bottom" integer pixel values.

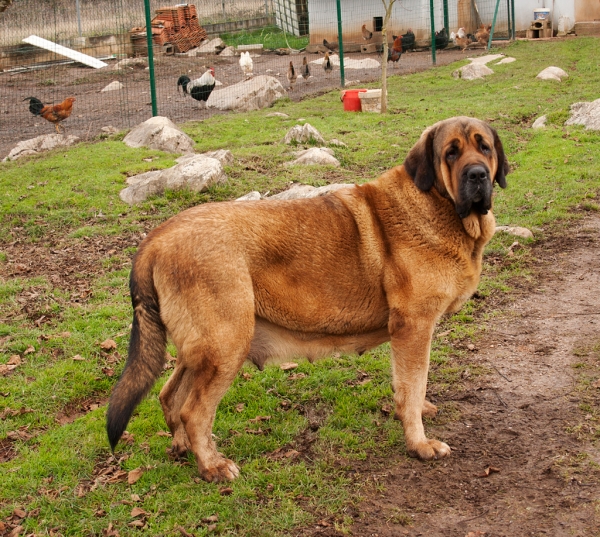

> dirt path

[{"left": 340, "top": 216, "right": 600, "bottom": 537}]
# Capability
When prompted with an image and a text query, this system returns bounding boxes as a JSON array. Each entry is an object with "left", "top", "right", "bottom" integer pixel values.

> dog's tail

[{"left": 106, "top": 250, "right": 167, "bottom": 451}]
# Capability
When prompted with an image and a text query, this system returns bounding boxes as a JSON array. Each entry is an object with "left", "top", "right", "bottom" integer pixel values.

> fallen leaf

[
  {"left": 592, "top": 379, "right": 600, "bottom": 389},
  {"left": 202, "top": 515, "right": 219, "bottom": 524},
  {"left": 128, "top": 520, "right": 145, "bottom": 528},
  {"left": 128, "top": 467, "right": 144, "bottom": 485},
  {"left": 177, "top": 527, "right": 195, "bottom": 537},
  {"left": 121, "top": 431, "right": 135, "bottom": 445},
  {"left": 156, "top": 431, "right": 172, "bottom": 437},
  {"left": 95, "top": 509, "right": 107, "bottom": 517},
  {"left": 8, "top": 355, "right": 21, "bottom": 366},
  {"left": 219, "top": 487, "right": 234, "bottom": 496},
  {"left": 13, "top": 508, "right": 26, "bottom": 518},
  {"left": 285, "top": 449, "right": 300, "bottom": 458},
  {"left": 100, "top": 339, "right": 117, "bottom": 351},
  {"left": 102, "top": 367, "right": 115, "bottom": 377},
  {"left": 7, "top": 526, "right": 24, "bottom": 536},
  {"left": 280, "top": 362, "right": 298, "bottom": 371},
  {"left": 249, "top": 415, "right": 271, "bottom": 423},
  {"left": 288, "top": 373, "right": 306, "bottom": 380},
  {"left": 23, "top": 346, "right": 35, "bottom": 355},
  {"left": 241, "top": 372, "right": 252, "bottom": 380},
  {"left": 235, "top": 403, "right": 245, "bottom": 413},
  {"left": 381, "top": 403, "right": 392, "bottom": 416},
  {"left": 465, "top": 531, "right": 486, "bottom": 537},
  {"left": 477, "top": 466, "right": 501, "bottom": 478},
  {"left": 130, "top": 507, "right": 147, "bottom": 518},
  {"left": 245, "top": 428, "right": 265, "bottom": 435},
  {"left": 72, "top": 355, "right": 85, "bottom": 361},
  {"left": 317, "top": 520, "right": 331, "bottom": 527},
  {"left": 207, "top": 525, "right": 217, "bottom": 532}
]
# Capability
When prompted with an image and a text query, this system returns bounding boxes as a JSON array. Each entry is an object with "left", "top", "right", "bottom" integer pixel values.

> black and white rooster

[{"left": 177, "top": 67, "right": 216, "bottom": 108}]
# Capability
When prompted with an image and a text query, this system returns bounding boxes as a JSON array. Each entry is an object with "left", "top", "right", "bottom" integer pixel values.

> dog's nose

[{"left": 467, "top": 165, "right": 488, "bottom": 182}]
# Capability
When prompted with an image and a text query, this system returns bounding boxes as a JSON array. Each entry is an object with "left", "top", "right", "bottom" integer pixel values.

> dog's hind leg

[{"left": 159, "top": 363, "right": 193, "bottom": 458}]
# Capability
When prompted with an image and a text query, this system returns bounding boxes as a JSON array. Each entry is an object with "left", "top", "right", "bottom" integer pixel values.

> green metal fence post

[
  {"left": 511, "top": 0, "right": 516, "bottom": 40},
  {"left": 442, "top": 0, "right": 449, "bottom": 33},
  {"left": 335, "top": 0, "right": 345, "bottom": 87},
  {"left": 144, "top": 0, "right": 158, "bottom": 117},
  {"left": 488, "top": 0, "right": 501, "bottom": 50},
  {"left": 429, "top": 0, "right": 436, "bottom": 65}
]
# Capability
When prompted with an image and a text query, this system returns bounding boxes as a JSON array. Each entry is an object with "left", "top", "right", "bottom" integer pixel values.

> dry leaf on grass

[
  {"left": 249, "top": 415, "right": 271, "bottom": 423},
  {"left": 219, "top": 487, "right": 234, "bottom": 496},
  {"left": 23, "top": 346, "right": 35, "bottom": 355},
  {"left": 12, "top": 509, "right": 26, "bottom": 519},
  {"left": 100, "top": 339, "right": 117, "bottom": 351},
  {"left": 72, "top": 355, "right": 85, "bottom": 361},
  {"left": 177, "top": 527, "right": 195, "bottom": 537},
  {"left": 127, "top": 467, "right": 144, "bottom": 485},
  {"left": 280, "top": 362, "right": 298, "bottom": 371},
  {"left": 201, "top": 515, "right": 218, "bottom": 524},
  {"left": 288, "top": 373, "right": 306, "bottom": 380},
  {"left": 235, "top": 403, "right": 245, "bottom": 413},
  {"left": 130, "top": 507, "right": 148, "bottom": 518},
  {"left": 8, "top": 355, "right": 21, "bottom": 366},
  {"left": 128, "top": 520, "right": 145, "bottom": 528},
  {"left": 381, "top": 403, "right": 393, "bottom": 416}
]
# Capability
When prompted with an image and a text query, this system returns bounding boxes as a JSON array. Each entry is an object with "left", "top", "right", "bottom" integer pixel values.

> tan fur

[{"left": 107, "top": 117, "right": 509, "bottom": 482}]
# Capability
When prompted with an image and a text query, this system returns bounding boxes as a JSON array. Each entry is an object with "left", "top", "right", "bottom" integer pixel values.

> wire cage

[{"left": 0, "top": 0, "right": 513, "bottom": 159}]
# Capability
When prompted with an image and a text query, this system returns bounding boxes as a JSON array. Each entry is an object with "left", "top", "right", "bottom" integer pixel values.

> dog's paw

[
  {"left": 422, "top": 400, "right": 438, "bottom": 418},
  {"left": 407, "top": 438, "right": 451, "bottom": 461},
  {"left": 199, "top": 458, "right": 240, "bottom": 483}
]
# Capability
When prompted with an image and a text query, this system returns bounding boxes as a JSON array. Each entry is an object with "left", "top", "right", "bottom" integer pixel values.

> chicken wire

[{"left": 0, "top": 0, "right": 512, "bottom": 159}]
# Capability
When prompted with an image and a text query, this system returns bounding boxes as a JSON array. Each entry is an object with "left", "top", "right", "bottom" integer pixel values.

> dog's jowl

[{"left": 107, "top": 116, "right": 509, "bottom": 482}]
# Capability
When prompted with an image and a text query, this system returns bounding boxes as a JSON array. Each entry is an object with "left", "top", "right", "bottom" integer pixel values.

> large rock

[
  {"left": 123, "top": 116, "right": 195, "bottom": 154},
  {"left": 453, "top": 63, "right": 494, "bottom": 80},
  {"left": 565, "top": 99, "right": 600, "bottom": 130},
  {"left": 287, "top": 147, "right": 340, "bottom": 167},
  {"left": 269, "top": 183, "right": 351, "bottom": 200},
  {"left": 207, "top": 75, "right": 286, "bottom": 112},
  {"left": 120, "top": 155, "right": 226, "bottom": 204},
  {"left": 284, "top": 123, "right": 326, "bottom": 144},
  {"left": 195, "top": 37, "right": 225, "bottom": 54},
  {"left": 3, "top": 134, "right": 79, "bottom": 161},
  {"left": 536, "top": 66, "right": 568, "bottom": 81}
]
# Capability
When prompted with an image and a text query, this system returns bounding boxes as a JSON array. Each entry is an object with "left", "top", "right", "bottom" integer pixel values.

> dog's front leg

[{"left": 389, "top": 309, "right": 451, "bottom": 460}]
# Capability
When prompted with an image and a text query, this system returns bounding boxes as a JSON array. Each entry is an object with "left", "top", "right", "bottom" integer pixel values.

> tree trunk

[{"left": 380, "top": 0, "right": 396, "bottom": 114}]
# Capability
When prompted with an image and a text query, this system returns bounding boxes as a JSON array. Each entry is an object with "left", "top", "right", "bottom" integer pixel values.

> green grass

[
  {"left": 220, "top": 25, "right": 309, "bottom": 50},
  {"left": 1, "top": 38, "right": 600, "bottom": 535}
]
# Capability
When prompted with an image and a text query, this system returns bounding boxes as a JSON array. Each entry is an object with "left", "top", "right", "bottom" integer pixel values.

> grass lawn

[{"left": 0, "top": 37, "right": 599, "bottom": 536}]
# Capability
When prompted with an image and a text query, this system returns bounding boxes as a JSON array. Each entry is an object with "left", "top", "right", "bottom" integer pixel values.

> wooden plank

[{"left": 22, "top": 35, "right": 108, "bottom": 69}]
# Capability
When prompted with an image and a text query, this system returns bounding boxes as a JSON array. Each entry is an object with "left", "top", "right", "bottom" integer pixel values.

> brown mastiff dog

[{"left": 107, "top": 116, "right": 509, "bottom": 482}]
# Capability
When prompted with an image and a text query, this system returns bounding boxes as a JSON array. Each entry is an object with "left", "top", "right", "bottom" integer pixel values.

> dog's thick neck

[{"left": 462, "top": 211, "right": 496, "bottom": 242}]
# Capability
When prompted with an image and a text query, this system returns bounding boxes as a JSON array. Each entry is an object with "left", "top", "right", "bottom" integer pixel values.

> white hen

[{"left": 239, "top": 51, "right": 253, "bottom": 77}]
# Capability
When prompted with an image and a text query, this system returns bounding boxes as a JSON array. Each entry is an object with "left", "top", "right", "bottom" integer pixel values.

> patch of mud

[{"left": 305, "top": 216, "right": 600, "bottom": 536}]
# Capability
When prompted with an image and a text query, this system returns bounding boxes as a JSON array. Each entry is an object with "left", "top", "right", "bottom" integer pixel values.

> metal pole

[
  {"left": 442, "top": 0, "right": 448, "bottom": 33},
  {"left": 75, "top": 0, "right": 82, "bottom": 37},
  {"left": 429, "top": 0, "right": 436, "bottom": 65},
  {"left": 511, "top": 0, "right": 516, "bottom": 40},
  {"left": 488, "top": 0, "right": 501, "bottom": 50},
  {"left": 143, "top": 0, "right": 158, "bottom": 117},
  {"left": 506, "top": 0, "right": 511, "bottom": 40},
  {"left": 335, "top": 0, "right": 345, "bottom": 88}
]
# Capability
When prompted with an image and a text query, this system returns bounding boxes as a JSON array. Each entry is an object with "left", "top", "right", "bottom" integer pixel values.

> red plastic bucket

[{"left": 341, "top": 89, "right": 367, "bottom": 112}]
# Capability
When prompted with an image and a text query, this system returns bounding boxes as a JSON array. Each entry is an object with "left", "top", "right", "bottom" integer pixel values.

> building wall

[{"left": 512, "top": 0, "right": 575, "bottom": 32}]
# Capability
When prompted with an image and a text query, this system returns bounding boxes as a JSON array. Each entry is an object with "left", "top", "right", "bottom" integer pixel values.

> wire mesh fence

[{"left": 0, "top": 0, "right": 513, "bottom": 159}]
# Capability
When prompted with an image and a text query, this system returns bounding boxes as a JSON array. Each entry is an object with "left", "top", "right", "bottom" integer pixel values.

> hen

[
  {"left": 177, "top": 68, "right": 216, "bottom": 109},
  {"left": 287, "top": 61, "right": 297, "bottom": 90},
  {"left": 400, "top": 29, "right": 416, "bottom": 50},
  {"left": 239, "top": 51, "right": 253, "bottom": 78},
  {"left": 450, "top": 27, "right": 476, "bottom": 52},
  {"left": 475, "top": 23, "right": 492, "bottom": 47},
  {"left": 362, "top": 24, "right": 373, "bottom": 41},
  {"left": 323, "top": 51, "right": 333, "bottom": 76},
  {"left": 322, "top": 39, "right": 338, "bottom": 52},
  {"left": 434, "top": 27, "right": 449, "bottom": 50},
  {"left": 24, "top": 96, "right": 75, "bottom": 134},
  {"left": 387, "top": 35, "right": 403, "bottom": 67},
  {"left": 301, "top": 56, "right": 310, "bottom": 80}
]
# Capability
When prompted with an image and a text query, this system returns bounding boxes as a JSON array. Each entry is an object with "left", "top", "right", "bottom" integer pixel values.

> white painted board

[{"left": 23, "top": 35, "right": 108, "bottom": 69}]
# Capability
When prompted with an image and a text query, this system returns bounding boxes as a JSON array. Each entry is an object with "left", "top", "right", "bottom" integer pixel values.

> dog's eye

[
  {"left": 446, "top": 148, "right": 458, "bottom": 160},
  {"left": 481, "top": 143, "right": 491, "bottom": 154}
]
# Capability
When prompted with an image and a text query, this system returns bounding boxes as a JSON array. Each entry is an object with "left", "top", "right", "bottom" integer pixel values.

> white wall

[{"left": 509, "top": 0, "right": 575, "bottom": 32}]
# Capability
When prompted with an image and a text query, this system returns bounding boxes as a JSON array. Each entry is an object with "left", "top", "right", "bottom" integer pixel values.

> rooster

[
  {"left": 322, "top": 39, "right": 338, "bottom": 52},
  {"left": 177, "top": 68, "right": 216, "bottom": 108},
  {"left": 301, "top": 56, "right": 310, "bottom": 80},
  {"left": 323, "top": 51, "right": 333, "bottom": 76},
  {"left": 450, "top": 27, "right": 476, "bottom": 52},
  {"left": 400, "top": 29, "right": 415, "bottom": 50},
  {"left": 475, "top": 23, "right": 492, "bottom": 47},
  {"left": 239, "top": 51, "right": 253, "bottom": 78},
  {"left": 387, "top": 35, "right": 403, "bottom": 67},
  {"left": 287, "top": 61, "right": 297, "bottom": 90},
  {"left": 24, "top": 96, "right": 75, "bottom": 134},
  {"left": 434, "top": 27, "right": 449, "bottom": 50},
  {"left": 362, "top": 24, "right": 373, "bottom": 41}
]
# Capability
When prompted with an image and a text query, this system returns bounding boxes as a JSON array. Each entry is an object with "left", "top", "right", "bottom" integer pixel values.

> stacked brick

[{"left": 131, "top": 4, "right": 207, "bottom": 54}]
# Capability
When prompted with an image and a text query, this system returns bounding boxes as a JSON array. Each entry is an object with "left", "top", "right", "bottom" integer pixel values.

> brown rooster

[
  {"left": 475, "top": 23, "right": 492, "bottom": 47},
  {"left": 362, "top": 24, "right": 373, "bottom": 40},
  {"left": 387, "top": 35, "right": 403, "bottom": 67},
  {"left": 287, "top": 61, "right": 297, "bottom": 90},
  {"left": 24, "top": 96, "right": 76, "bottom": 134}
]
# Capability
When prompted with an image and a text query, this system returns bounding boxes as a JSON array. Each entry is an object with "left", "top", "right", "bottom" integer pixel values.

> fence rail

[{"left": 0, "top": 0, "right": 513, "bottom": 159}]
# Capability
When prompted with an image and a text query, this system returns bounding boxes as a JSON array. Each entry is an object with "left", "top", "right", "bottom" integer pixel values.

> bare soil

[
  {"left": 0, "top": 46, "right": 479, "bottom": 159},
  {"left": 302, "top": 216, "right": 600, "bottom": 537}
]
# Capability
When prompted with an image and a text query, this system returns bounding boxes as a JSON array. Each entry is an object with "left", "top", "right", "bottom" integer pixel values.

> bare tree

[
  {"left": 0, "top": 0, "right": 14, "bottom": 13},
  {"left": 380, "top": 0, "right": 396, "bottom": 113}
]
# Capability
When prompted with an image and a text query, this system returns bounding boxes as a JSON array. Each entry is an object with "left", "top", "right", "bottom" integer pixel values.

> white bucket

[{"left": 534, "top": 8, "right": 550, "bottom": 20}]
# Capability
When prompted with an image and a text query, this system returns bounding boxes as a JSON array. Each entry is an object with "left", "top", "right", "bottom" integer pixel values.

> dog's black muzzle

[{"left": 455, "top": 164, "right": 493, "bottom": 219}]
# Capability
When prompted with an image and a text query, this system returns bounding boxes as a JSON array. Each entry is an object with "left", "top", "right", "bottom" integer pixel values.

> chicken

[
  {"left": 323, "top": 51, "right": 333, "bottom": 76},
  {"left": 475, "top": 23, "right": 492, "bottom": 46},
  {"left": 287, "top": 61, "right": 297, "bottom": 90},
  {"left": 362, "top": 24, "right": 373, "bottom": 41},
  {"left": 387, "top": 35, "right": 403, "bottom": 67},
  {"left": 322, "top": 39, "right": 338, "bottom": 52},
  {"left": 434, "top": 27, "right": 449, "bottom": 50},
  {"left": 24, "top": 96, "right": 75, "bottom": 134},
  {"left": 400, "top": 29, "right": 416, "bottom": 50},
  {"left": 450, "top": 27, "right": 476, "bottom": 52},
  {"left": 301, "top": 56, "right": 310, "bottom": 80},
  {"left": 239, "top": 51, "right": 253, "bottom": 78},
  {"left": 177, "top": 68, "right": 216, "bottom": 108}
]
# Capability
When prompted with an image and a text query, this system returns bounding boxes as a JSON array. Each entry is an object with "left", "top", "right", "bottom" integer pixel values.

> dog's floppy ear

[
  {"left": 492, "top": 127, "right": 509, "bottom": 189},
  {"left": 403, "top": 126, "right": 436, "bottom": 191}
]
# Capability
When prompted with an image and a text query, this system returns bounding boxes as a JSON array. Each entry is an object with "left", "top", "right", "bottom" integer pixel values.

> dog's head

[{"left": 403, "top": 116, "right": 509, "bottom": 219}]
